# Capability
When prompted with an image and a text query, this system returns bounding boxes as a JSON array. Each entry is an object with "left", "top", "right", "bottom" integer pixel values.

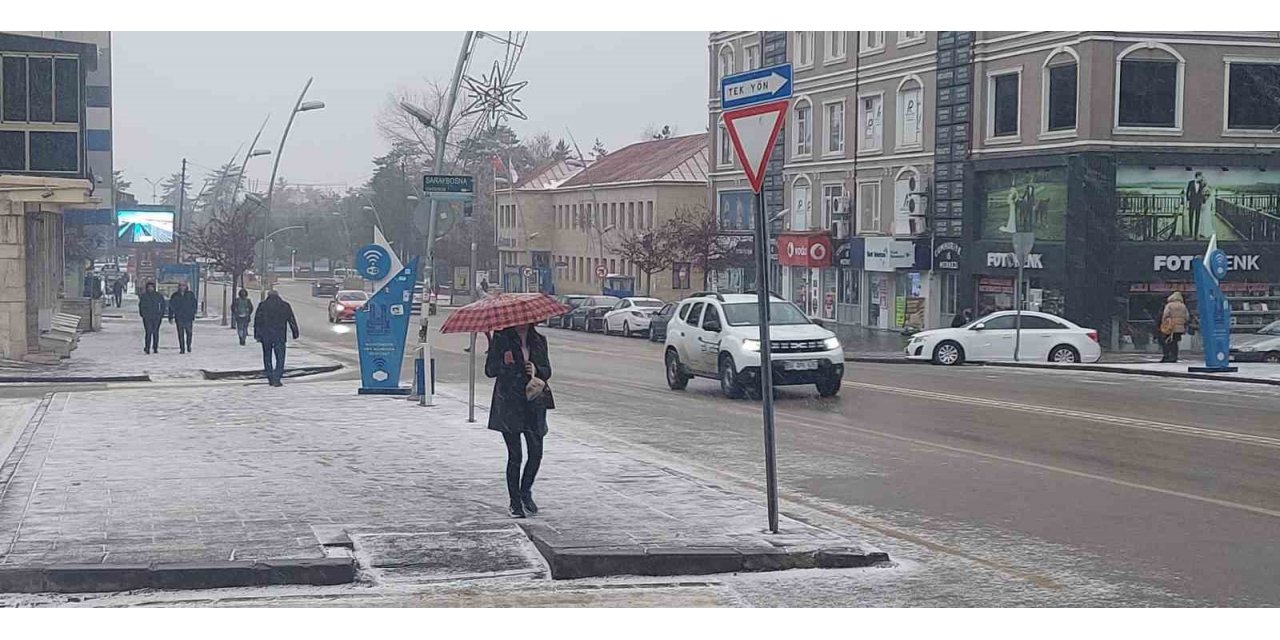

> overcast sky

[{"left": 113, "top": 32, "right": 709, "bottom": 195}]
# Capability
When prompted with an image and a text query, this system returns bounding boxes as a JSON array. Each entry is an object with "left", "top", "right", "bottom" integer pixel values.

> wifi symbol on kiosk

[{"left": 356, "top": 244, "right": 391, "bottom": 280}]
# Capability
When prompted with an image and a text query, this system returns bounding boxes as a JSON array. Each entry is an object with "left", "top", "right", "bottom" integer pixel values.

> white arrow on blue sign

[{"left": 720, "top": 63, "right": 793, "bottom": 111}]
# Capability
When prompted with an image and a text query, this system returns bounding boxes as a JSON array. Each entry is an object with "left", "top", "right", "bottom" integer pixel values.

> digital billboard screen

[{"left": 116, "top": 210, "right": 175, "bottom": 245}]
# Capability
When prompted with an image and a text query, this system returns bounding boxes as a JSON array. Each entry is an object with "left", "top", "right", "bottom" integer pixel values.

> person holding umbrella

[{"left": 440, "top": 293, "right": 569, "bottom": 519}]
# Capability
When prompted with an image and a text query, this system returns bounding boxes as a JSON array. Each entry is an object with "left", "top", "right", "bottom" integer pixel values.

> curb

[
  {"left": 844, "top": 355, "right": 928, "bottom": 365},
  {"left": 984, "top": 361, "right": 1280, "bottom": 386},
  {"left": 201, "top": 364, "right": 344, "bottom": 381},
  {"left": 0, "top": 559, "right": 356, "bottom": 594},
  {"left": 0, "top": 374, "right": 151, "bottom": 384},
  {"left": 520, "top": 523, "right": 889, "bottom": 580}
]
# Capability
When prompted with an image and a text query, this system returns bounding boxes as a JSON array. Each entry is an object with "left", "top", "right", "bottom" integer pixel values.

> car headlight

[
  {"left": 743, "top": 339, "right": 761, "bottom": 352},
  {"left": 823, "top": 337, "right": 841, "bottom": 351},
  {"left": 334, "top": 303, "right": 345, "bottom": 311}
]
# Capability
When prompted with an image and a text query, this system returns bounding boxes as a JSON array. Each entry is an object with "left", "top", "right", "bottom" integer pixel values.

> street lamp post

[{"left": 258, "top": 78, "right": 324, "bottom": 300}]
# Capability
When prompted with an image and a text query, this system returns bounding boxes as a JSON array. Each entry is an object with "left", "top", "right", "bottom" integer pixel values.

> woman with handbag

[
  {"left": 1160, "top": 292, "right": 1190, "bottom": 363},
  {"left": 485, "top": 323, "right": 554, "bottom": 518}
]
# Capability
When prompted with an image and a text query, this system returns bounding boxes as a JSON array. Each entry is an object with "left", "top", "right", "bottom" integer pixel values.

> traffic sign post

[
  {"left": 1011, "top": 231, "right": 1035, "bottom": 362},
  {"left": 595, "top": 264, "right": 607, "bottom": 279},
  {"left": 720, "top": 64, "right": 792, "bottom": 535}
]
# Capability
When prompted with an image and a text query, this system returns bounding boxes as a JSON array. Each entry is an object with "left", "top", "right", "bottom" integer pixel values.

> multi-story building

[
  {"left": 709, "top": 31, "right": 1280, "bottom": 351},
  {"left": 495, "top": 134, "right": 709, "bottom": 301},
  {"left": 0, "top": 32, "right": 102, "bottom": 360}
]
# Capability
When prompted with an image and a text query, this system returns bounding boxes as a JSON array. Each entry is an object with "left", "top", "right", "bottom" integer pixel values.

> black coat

[
  {"left": 168, "top": 290, "right": 198, "bottom": 322},
  {"left": 485, "top": 327, "right": 554, "bottom": 436},
  {"left": 137, "top": 290, "right": 167, "bottom": 321},
  {"left": 253, "top": 296, "right": 299, "bottom": 343}
]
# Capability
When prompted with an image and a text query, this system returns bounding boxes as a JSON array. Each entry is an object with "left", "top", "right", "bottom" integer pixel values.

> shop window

[
  {"left": 1226, "top": 61, "right": 1280, "bottom": 131},
  {"left": 941, "top": 273, "right": 959, "bottom": 318},
  {"left": 988, "top": 70, "right": 1020, "bottom": 138},
  {"left": 857, "top": 94, "right": 882, "bottom": 154},
  {"left": 1115, "top": 42, "right": 1183, "bottom": 130}
]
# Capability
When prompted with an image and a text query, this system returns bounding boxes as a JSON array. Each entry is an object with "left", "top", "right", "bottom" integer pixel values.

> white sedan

[
  {"left": 905, "top": 311, "right": 1102, "bottom": 365},
  {"left": 603, "top": 297, "right": 665, "bottom": 337}
]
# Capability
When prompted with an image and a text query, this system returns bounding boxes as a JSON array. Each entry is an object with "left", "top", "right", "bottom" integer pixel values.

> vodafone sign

[{"left": 777, "top": 233, "right": 833, "bottom": 268}]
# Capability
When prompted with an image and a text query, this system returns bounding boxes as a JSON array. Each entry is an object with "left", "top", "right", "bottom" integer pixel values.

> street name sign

[
  {"left": 422, "top": 175, "right": 475, "bottom": 202},
  {"left": 720, "top": 63, "right": 793, "bottom": 111}
]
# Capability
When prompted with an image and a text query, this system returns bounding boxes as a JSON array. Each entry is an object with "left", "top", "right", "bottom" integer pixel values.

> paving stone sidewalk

[
  {"left": 0, "top": 307, "right": 338, "bottom": 382},
  {"left": 0, "top": 381, "right": 882, "bottom": 587}
]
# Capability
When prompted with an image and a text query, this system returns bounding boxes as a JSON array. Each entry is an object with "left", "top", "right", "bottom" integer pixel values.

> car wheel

[
  {"left": 816, "top": 376, "right": 841, "bottom": 398},
  {"left": 932, "top": 341, "right": 965, "bottom": 366},
  {"left": 1265, "top": 351, "right": 1280, "bottom": 364},
  {"left": 1049, "top": 344, "right": 1080, "bottom": 364},
  {"left": 719, "top": 354, "right": 745, "bottom": 399},
  {"left": 623, "top": 321, "right": 632, "bottom": 338},
  {"left": 665, "top": 349, "right": 689, "bottom": 390}
]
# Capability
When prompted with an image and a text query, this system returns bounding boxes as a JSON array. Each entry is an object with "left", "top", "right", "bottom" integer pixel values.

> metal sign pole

[
  {"left": 755, "top": 188, "right": 780, "bottom": 535},
  {"left": 1014, "top": 260, "right": 1023, "bottom": 361}
]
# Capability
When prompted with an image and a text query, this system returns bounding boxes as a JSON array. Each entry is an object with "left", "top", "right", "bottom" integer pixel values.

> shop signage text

[
  {"left": 934, "top": 241, "right": 962, "bottom": 270},
  {"left": 1153, "top": 254, "right": 1260, "bottom": 272},
  {"left": 986, "top": 252, "right": 1043, "bottom": 269},
  {"left": 777, "top": 233, "right": 832, "bottom": 268},
  {"left": 864, "top": 237, "right": 915, "bottom": 272}
]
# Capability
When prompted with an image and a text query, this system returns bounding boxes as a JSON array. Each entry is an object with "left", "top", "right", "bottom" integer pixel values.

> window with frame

[
  {"left": 718, "top": 122, "right": 732, "bottom": 166},
  {"left": 646, "top": 201, "right": 654, "bottom": 229},
  {"left": 718, "top": 46, "right": 734, "bottom": 82},
  {"left": 898, "top": 31, "right": 926, "bottom": 46},
  {"left": 822, "top": 184, "right": 844, "bottom": 231},
  {"left": 897, "top": 80, "right": 924, "bottom": 149},
  {"left": 1046, "top": 61, "right": 1078, "bottom": 132},
  {"left": 825, "top": 32, "right": 846, "bottom": 62},
  {"left": 792, "top": 180, "right": 810, "bottom": 231},
  {"left": 858, "top": 182, "right": 881, "bottom": 234},
  {"left": 744, "top": 43, "right": 760, "bottom": 71},
  {"left": 860, "top": 31, "right": 884, "bottom": 53},
  {"left": 858, "top": 94, "right": 883, "bottom": 152},
  {"left": 672, "top": 262, "right": 692, "bottom": 290},
  {"left": 794, "top": 102, "right": 812, "bottom": 156},
  {"left": 825, "top": 101, "right": 845, "bottom": 154},
  {"left": 794, "top": 32, "right": 814, "bottom": 67},
  {"left": 1118, "top": 57, "right": 1178, "bottom": 128},
  {"left": 991, "top": 71, "right": 1020, "bottom": 137},
  {"left": 1226, "top": 61, "right": 1280, "bottom": 131}
]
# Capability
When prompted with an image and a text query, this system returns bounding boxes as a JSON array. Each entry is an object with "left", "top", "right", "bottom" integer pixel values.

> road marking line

[{"left": 842, "top": 380, "right": 1280, "bottom": 450}]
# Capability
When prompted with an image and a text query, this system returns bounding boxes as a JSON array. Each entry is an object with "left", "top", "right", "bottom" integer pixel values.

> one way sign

[{"left": 720, "top": 63, "right": 793, "bottom": 111}]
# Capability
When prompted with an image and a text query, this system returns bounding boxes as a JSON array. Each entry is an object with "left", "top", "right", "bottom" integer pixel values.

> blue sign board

[
  {"left": 1192, "top": 246, "right": 1234, "bottom": 371},
  {"left": 720, "top": 63, "right": 793, "bottom": 111},
  {"left": 157, "top": 263, "right": 200, "bottom": 299},
  {"left": 356, "top": 257, "right": 419, "bottom": 394},
  {"left": 356, "top": 243, "right": 393, "bottom": 281}
]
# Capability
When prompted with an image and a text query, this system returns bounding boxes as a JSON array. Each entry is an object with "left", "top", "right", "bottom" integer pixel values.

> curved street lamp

[{"left": 258, "top": 78, "right": 325, "bottom": 299}]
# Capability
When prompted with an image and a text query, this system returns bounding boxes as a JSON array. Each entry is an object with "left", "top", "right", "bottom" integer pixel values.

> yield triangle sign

[{"left": 723, "top": 99, "right": 789, "bottom": 194}]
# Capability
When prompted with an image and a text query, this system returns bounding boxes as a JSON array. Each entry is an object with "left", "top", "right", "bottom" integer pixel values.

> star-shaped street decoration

[{"left": 459, "top": 61, "right": 528, "bottom": 129}]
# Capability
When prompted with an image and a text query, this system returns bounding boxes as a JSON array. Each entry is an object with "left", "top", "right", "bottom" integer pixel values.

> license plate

[{"left": 783, "top": 360, "right": 819, "bottom": 371}]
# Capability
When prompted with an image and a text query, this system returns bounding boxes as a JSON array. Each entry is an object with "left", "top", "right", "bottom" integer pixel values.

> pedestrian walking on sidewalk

[
  {"left": 110, "top": 278, "right": 124, "bottom": 308},
  {"left": 253, "top": 289, "right": 299, "bottom": 387},
  {"left": 1160, "top": 291, "right": 1190, "bottom": 363},
  {"left": 951, "top": 307, "right": 973, "bottom": 328},
  {"left": 168, "top": 282, "right": 198, "bottom": 354},
  {"left": 485, "top": 323, "right": 554, "bottom": 519},
  {"left": 138, "top": 281, "right": 166, "bottom": 354},
  {"left": 231, "top": 289, "right": 254, "bottom": 346}
]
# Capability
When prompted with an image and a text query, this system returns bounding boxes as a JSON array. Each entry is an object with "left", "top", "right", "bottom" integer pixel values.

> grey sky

[{"left": 113, "top": 31, "right": 709, "bottom": 194}]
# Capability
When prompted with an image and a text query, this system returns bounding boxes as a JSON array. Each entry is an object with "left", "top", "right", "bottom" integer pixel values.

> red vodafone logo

[
  {"left": 777, "top": 233, "right": 832, "bottom": 267},
  {"left": 808, "top": 238, "right": 828, "bottom": 263}
]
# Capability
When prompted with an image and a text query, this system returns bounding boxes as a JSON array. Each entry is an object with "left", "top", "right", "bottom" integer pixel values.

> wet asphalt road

[{"left": 267, "top": 281, "right": 1280, "bottom": 606}]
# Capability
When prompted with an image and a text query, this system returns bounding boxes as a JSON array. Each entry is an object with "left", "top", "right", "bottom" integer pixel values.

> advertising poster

[
  {"left": 1116, "top": 166, "right": 1280, "bottom": 242},
  {"left": 979, "top": 167, "right": 1067, "bottom": 241},
  {"left": 718, "top": 190, "right": 754, "bottom": 232},
  {"left": 356, "top": 257, "right": 419, "bottom": 393},
  {"left": 117, "top": 209, "right": 176, "bottom": 245}
]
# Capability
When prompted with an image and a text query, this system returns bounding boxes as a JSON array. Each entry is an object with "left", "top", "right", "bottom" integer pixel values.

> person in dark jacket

[
  {"left": 110, "top": 278, "right": 125, "bottom": 308},
  {"left": 231, "top": 289, "right": 254, "bottom": 346},
  {"left": 253, "top": 289, "right": 299, "bottom": 386},
  {"left": 137, "top": 281, "right": 166, "bottom": 354},
  {"left": 485, "top": 323, "right": 554, "bottom": 519},
  {"left": 168, "top": 282, "right": 198, "bottom": 353},
  {"left": 950, "top": 307, "right": 973, "bottom": 328}
]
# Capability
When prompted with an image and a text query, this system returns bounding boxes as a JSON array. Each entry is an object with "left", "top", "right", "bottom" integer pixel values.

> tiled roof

[{"left": 559, "top": 134, "right": 708, "bottom": 188}]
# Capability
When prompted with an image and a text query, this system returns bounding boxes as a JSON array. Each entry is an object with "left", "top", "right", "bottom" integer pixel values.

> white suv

[{"left": 663, "top": 292, "right": 844, "bottom": 398}]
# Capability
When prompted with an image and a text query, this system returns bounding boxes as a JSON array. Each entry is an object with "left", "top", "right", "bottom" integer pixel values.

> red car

[{"left": 328, "top": 290, "right": 369, "bottom": 323}]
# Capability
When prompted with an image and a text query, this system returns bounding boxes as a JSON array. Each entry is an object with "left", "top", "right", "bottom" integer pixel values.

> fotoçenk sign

[{"left": 1154, "top": 253, "right": 1260, "bottom": 272}]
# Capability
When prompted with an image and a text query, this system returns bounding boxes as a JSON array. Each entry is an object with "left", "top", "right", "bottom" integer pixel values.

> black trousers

[
  {"left": 1162, "top": 332, "right": 1183, "bottom": 362},
  {"left": 502, "top": 431, "right": 544, "bottom": 504},
  {"left": 1188, "top": 205, "right": 1202, "bottom": 238},
  {"left": 142, "top": 317, "right": 161, "bottom": 352},
  {"left": 175, "top": 320, "right": 193, "bottom": 351},
  {"left": 112, "top": 291, "right": 122, "bottom": 307}
]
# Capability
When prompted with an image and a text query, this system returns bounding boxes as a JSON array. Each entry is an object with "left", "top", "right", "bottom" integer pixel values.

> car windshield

[
  {"left": 1259, "top": 320, "right": 1280, "bottom": 335},
  {"left": 593, "top": 297, "right": 620, "bottom": 306},
  {"left": 337, "top": 292, "right": 367, "bottom": 302},
  {"left": 632, "top": 299, "right": 663, "bottom": 308},
  {"left": 722, "top": 301, "right": 812, "bottom": 326}
]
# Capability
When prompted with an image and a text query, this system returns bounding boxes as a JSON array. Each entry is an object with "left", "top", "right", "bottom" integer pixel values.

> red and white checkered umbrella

[{"left": 439, "top": 293, "right": 570, "bottom": 334}]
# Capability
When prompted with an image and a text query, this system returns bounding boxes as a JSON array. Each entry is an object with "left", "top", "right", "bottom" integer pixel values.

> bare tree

[
  {"left": 665, "top": 204, "right": 729, "bottom": 289},
  {"left": 610, "top": 228, "right": 676, "bottom": 297},
  {"left": 184, "top": 202, "right": 260, "bottom": 293}
]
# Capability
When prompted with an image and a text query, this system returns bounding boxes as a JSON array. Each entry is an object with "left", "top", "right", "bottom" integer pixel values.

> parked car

[
  {"left": 905, "top": 310, "right": 1102, "bottom": 366},
  {"left": 328, "top": 290, "right": 370, "bottom": 323},
  {"left": 603, "top": 297, "right": 664, "bottom": 337},
  {"left": 548, "top": 295, "right": 589, "bottom": 328},
  {"left": 312, "top": 277, "right": 341, "bottom": 298},
  {"left": 648, "top": 302, "right": 678, "bottom": 343},
  {"left": 1231, "top": 320, "right": 1280, "bottom": 363},
  {"left": 663, "top": 292, "right": 844, "bottom": 399},
  {"left": 568, "top": 295, "right": 621, "bottom": 332}
]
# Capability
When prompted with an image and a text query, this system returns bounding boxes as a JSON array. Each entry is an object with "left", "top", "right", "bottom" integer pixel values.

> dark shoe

[
  {"left": 144, "top": 349, "right": 150, "bottom": 354},
  {"left": 521, "top": 492, "right": 538, "bottom": 515},
  {"left": 179, "top": 349, "right": 186, "bottom": 354},
  {"left": 509, "top": 502, "right": 527, "bottom": 519}
]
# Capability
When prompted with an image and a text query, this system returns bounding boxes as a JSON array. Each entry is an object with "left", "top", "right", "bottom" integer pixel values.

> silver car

[{"left": 1230, "top": 320, "right": 1280, "bottom": 363}]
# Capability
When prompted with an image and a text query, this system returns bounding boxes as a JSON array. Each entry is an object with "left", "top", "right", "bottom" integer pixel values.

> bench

[{"left": 40, "top": 312, "right": 82, "bottom": 358}]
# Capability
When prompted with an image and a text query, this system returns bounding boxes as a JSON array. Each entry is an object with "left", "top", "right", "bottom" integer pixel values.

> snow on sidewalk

[{"left": 993, "top": 360, "right": 1280, "bottom": 384}]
